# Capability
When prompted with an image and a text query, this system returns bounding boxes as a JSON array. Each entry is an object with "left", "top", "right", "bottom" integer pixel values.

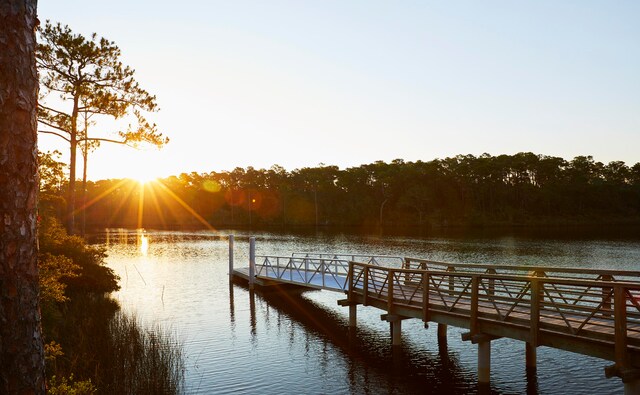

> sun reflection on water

[{"left": 137, "top": 230, "right": 149, "bottom": 256}]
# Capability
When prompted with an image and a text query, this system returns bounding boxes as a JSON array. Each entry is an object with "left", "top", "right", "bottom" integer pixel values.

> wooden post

[
  {"left": 322, "top": 259, "right": 326, "bottom": 288},
  {"left": 530, "top": 279, "right": 541, "bottom": 348},
  {"left": 602, "top": 275, "right": 613, "bottom": 318},
  {"left": 347, "top": 262, "right": 354, "bottom": 301},
  {"left": 249, "top": 236, "right": 256, "bottom": 290},
  {"left": 392, "top": 320, "right": 402, "bottom": 346},
  {"left": 448, "top": 266, "right": 455, "bottom": 296},
  {"left": 388, "top": 270, "right": 395, "bottom": 312},
  {"left": 478, "top": 339, "right": 491, "bottom": 384},
  {"left": 228, "top": 234, "right": 234, "bottom": 281},
  {"left": 614, "top": 285, "right": 628, "bottom": 368},
  {"left": 470, "top": 276, "right": 479, "bottom": 335},
  {"left": 487, "top": 268, "right": 496, "bottom": 299},
  {"left": 349, "top": 304, "right": 357, "bottom": 328},
  {"left": 526, "top": 342, "right": 537, "bottom": 371},
  {"left": 422, "top": 272, "right": 430, "bottom": 323},
  {"left": 363, "top": 266, "right": 369, "bottom": 306},
  {"left": 437, "top": 323, "right": 448, "bottom": 339},
  {"left": 526, "top": 278, "right": 541, "bottom": 375}
]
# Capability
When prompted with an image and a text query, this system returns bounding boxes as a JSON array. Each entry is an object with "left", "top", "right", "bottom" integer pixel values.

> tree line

[{"left": 41, "top": 152, "right": 640, "bottom": 231}]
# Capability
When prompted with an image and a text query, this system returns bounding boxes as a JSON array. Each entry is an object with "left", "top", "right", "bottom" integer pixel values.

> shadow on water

[{"left": 229, "top": 281, "right": 533, "bottom": 394}]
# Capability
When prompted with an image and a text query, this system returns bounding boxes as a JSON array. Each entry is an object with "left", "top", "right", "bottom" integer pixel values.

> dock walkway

[{"left": 229, "top": 238, "right": 640, "bottom": 393}]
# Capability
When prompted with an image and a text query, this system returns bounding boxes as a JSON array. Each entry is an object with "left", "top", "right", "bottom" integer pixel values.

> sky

[{"left": 37, "top": 1, "right": 640, "bottom": 181}]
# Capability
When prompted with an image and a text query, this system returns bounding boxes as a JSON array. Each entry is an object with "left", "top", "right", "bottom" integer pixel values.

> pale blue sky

[{"left": 38, "top": 1, "right": 640, "bottom": 180}]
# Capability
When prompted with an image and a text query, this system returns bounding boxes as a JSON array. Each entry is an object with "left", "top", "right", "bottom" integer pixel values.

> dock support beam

[
  {"left": 381, "top": 314, "right": 408, "bottom": 347},
  {"left": 249, "top": 236, "right": 255, "bottom": 290},
  {"left": 228, "top": 234, "right": 234, "bottom": 280},
  {"left": 605, "top": 365, "right": 640, "bottom": 395},
  {"left": 437, "top": 323, "right": 448, "bottom": 339},
  {"left": 392, "top": 320, "right": 402, "bottom": 346},
  {"left": 462, "top": 333, "right": 499, "bottom": 386},
  {"left": 478, "top": 339, "right": 491, "bottom": 384},
  {"left": 526, "top": 343, "right": 537, "bottom": 371},
  {"left": 349, "top": 304, "right": 357, "bottom": 328}
]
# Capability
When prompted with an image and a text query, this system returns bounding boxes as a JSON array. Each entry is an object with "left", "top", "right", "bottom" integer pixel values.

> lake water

[{"left": 98, "top": 229, "right": 640, "bottom": 394}]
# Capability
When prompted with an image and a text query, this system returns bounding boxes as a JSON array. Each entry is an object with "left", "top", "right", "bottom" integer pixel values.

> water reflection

[
  {"left": 228, "top": 283, "right": 235, "bottom": 326},
  {"left": 526, "top": 369, "right": 539, "bottom": 395},
  {"left": 137, "top": 229, "right": 149, "bottom": 256},
  {"left": 235, "top": 281, "right": 479, "bottom": 394}
]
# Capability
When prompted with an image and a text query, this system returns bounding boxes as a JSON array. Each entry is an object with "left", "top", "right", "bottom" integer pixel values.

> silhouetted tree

[{"left": 37, "top": 21, "right": 168, "bottom": 233}]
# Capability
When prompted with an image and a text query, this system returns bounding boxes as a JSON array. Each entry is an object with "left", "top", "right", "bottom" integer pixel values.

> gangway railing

[
  {"left": 254, "top": 253, "right": 403, "bottom": 291},
  {"left": 292, "top": 252, "right": 404, "bottom": 267}
]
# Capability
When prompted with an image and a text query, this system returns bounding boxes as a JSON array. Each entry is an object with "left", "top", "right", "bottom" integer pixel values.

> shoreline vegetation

[
  {"left": 39, "top": 215, "right": 185, "bottom": 393},
  {"left": 41, "top": 152, "right": 640, "bottom": 234}
]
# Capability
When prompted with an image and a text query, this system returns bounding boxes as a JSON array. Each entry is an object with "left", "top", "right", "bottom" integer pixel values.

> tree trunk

[
  {"left": 67, "top": 96, "right": 79, "bottom": 234},
  {"left": 0, "top": 1, "right": 46, "bottom": 393},
  {"left": 81, "top": 140, "right": 88, "bottom": 237}
]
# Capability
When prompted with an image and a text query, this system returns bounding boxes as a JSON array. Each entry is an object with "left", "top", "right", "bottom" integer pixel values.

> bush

[{"left": 39, "top": 216, "right": 119, "bottom": 294}]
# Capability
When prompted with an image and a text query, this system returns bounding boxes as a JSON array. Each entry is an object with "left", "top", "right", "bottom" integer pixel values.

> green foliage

[
  {"left": 38, "top": 150, "right": 66, "bottom": 194},
  {"left": 39, "top": 253, "right": 79, "bottom": 304},
  {"left": 39, "top": 216, "right": 119, "bottom": 294},
  {"left": 37, "top": 212, "right": 184, "bottom": 393},
  {"left": 47, "top": 375, "right": 96, "bottom": 395}
]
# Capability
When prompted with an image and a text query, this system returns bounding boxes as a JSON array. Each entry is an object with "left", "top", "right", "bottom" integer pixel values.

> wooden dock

[{"left": 229, "top": 237, "right": 640, "bottom": 393}]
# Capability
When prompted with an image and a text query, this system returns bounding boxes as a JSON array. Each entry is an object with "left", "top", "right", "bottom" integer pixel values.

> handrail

[
  {"left": 403, "top": 257, "right": 640, "bottom": 281},
  {"left": 292, "top": 252, "right": 404, "bottom": 267},
  {"left": 253, "top": 255, "right": 369, "bottom": 291},
  {"left": 355, "top": 261, "right": 640, "bottom": 289}
]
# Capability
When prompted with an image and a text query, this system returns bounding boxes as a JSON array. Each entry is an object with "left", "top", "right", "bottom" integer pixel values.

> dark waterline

[{"left": 97, "top": 229, "right": 640, "bottom": 394}]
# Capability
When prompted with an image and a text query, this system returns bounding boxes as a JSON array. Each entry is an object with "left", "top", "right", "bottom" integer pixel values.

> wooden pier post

[
  {"left": 437, "top": 323, "right": 448, "bottom": 339},
  {"left": 228, "top": 234, "right": 234, "bottom": 280},
  {"left": 478, "top": 339, "right": 491, "bottom": 384},
  {"left": 526, "top": 342, "right": 537, "bottom": 371},
  {"left": 249, "top": 236, "right": 256, "bottom": 290},
  {"left": 392, "top": 320, "right": 402, "bottom": 346},
  {"left": 349, "top": 304, "right": 357, "bottom": 328}
]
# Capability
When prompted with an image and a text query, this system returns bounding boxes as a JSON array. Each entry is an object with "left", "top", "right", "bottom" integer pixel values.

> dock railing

[
  {"left": 254, "top": 253, "right": 402, "bottom": 291},
  {"left": 403, "top": 257, "right": 640, "bottom": 283},
  {"left": 292, "top": 252, "right": 404, "bottom": 267},
  {"left": 347, "top": 261, "right": 640, "bottom": 367}
]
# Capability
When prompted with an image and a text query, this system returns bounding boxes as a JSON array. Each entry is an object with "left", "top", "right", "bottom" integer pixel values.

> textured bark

[{"left": 0, "top": 1, "right": 46, "bottom": 394}]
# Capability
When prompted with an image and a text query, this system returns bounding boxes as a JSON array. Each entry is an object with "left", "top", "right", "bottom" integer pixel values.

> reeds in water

[{"left": 47, "top": 295, "right": 185, "bottom": 394}]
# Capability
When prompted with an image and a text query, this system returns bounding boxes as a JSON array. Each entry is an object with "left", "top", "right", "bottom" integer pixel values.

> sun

[{"left": 128, "top": 169, "right": 159, "bottom": 185}]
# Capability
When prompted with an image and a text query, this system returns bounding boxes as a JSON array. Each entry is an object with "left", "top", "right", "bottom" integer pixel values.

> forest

[{"left": 41, "top": 152, "right": 640, "bottom": 232}]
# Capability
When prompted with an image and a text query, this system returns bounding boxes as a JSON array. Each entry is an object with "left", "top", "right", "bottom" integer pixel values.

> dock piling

[
  {"left": 526, "top": 342, "right": 537, "bottom": 371},
  {"left": 437, "top": 323, "right": 448, "bottom": 339},
  {"left": 228, "top": 234, "right": 234, "bottom": 280},
  {"left": 478, "top": 339, "right": 491, "bottom": 384},
  {"left": 249, "top": 237, "right": 256, "bottom": 289},
  {"left": 392, "top": 320, "right": 402, "bottom": 346},
  {"left": 349, "top": 304, "right": 357, "bottom": 328}
]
